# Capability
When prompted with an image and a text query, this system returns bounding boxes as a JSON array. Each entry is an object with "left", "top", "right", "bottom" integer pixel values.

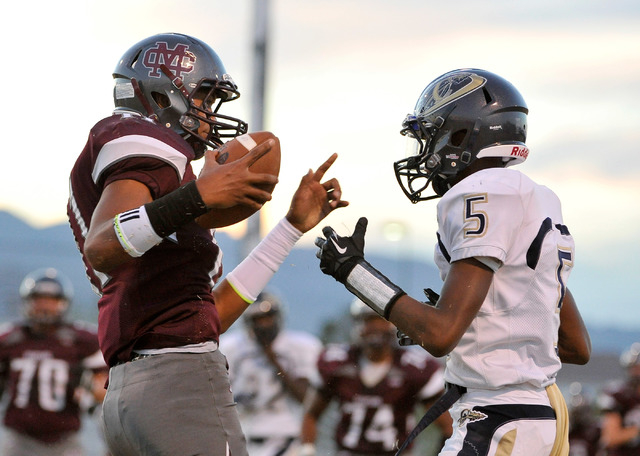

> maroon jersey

[
  {"left": 67, "top": 113, "right": 223, "bottom": 366},
  {"left": 0, "top": 322, "right": 105, "bottom": 443},
  {"left": 598, "top": 380, "right": 640, "bottom": 456},
  {"left": 568, "top": 402, "right": 601, "bottom": 456},
  {"left": 568, "top": 425, "right": 601, "bottom": 456},
  {"left": 317, "top": 344, "right": 444, "bottom": 455}
]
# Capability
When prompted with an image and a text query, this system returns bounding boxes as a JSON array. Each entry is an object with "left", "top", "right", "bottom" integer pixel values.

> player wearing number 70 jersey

[
  {"left": 316, "top": 69, "right": 591, "bottom": 455},
  {"left": 0, "top": 268, "right": 107, "bottom": 456}
]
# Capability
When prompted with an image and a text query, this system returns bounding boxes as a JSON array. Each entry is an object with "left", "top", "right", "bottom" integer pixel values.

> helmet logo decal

[
  {"left": 511, "top": 146, "right": 529, "bottom": 160},
  {"left": 419, "top": 72, "right": 487, "bottom": 117},
  {"left": 142, "top": 42, "right": 196, "bottom": 79}
]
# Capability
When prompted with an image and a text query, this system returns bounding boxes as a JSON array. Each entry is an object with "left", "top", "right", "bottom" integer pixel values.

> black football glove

[
  {"left": 316, "top": 217, "right": 406, "bottom": 319},
  {"left": 315, "top": 217, "right": 368, "bottom": 283}
]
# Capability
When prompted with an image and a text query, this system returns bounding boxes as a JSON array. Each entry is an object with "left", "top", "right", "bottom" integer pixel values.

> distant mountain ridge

[{"left": 0, "top": 210, "right": 637, "bottom": 356}]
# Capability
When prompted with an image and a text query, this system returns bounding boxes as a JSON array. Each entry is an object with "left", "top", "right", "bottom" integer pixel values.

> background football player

[
  {"left": 0, "top": 268, "right": 107, "bottom": 456},
  {"left": 598, "top": 343, "right": 640, "bottom": 455},
  {"left": 300, "top": 299, "right": 451, "bottom": 456},
  {"left": 567, "top": 382, "right": 601, "bottom": 456},
  {"left": 220, "top": 291, "right": 322, "bottom": 456}
]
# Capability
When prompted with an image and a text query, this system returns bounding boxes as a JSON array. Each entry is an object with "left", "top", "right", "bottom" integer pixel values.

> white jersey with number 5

[{"left": 434, "top": 167, "right": 574, "bottom": 390}]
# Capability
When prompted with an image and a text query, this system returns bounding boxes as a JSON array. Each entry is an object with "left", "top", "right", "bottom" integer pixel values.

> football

[{"left": 206, "top": 131, "right": 281, "bottom": 228}]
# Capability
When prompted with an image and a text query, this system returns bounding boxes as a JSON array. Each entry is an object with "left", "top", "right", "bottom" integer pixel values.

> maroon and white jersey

[
  {"left": 598, "top": 380, "right": 640, "bottom": 456},
  {"left": 0, "top": 322, "right": 105, "bottom": 443},
  {"left": 316, "top": 344, "right": 445, "bottom": 455},
  {"left": 67, "top": 113, "right": 223, "bottom": 366},
  {"left": 568, "top": 424, "right": 601, "bottom": 456}
]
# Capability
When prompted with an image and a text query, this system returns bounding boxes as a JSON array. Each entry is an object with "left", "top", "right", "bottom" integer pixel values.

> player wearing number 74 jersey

[{"left": 316, "top": 69, "right": 591, "bottom": 455}]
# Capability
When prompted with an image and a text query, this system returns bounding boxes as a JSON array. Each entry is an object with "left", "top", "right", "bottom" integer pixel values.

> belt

[
  {"left": 114, "top": 352, "right": 157, "bottom": 366},
  {"left": 130, "top": 353, "right": 156, "bottom": 362}
]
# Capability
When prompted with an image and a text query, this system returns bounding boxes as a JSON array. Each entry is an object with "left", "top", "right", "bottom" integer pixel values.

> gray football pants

[{"left": 101, "top": 350, "right": 248, "bottom": 456}]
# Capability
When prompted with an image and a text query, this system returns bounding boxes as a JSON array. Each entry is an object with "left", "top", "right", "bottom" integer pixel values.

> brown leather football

[{"left": 207, "top": 131, "right": 281, "bottom": 228}]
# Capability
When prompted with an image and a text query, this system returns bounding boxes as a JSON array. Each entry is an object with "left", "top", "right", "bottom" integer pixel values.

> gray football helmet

[
  {"left": 395, "top": 69, "right": 529, "bottom": 201},
  {"left": 620, "top": 342, "right": 640, "bottom": 368},
  {"left": 19, "top": 268, "right": 73, "bottom": 326},
  {"left": 350, "top": 298, "right": 395, "bottom": 349},
  {"left": 243, "top": 291, "right": 283, "bottom": 346},
  {"left": 113, "top": 33, "right": 248, "bottom": 157}
]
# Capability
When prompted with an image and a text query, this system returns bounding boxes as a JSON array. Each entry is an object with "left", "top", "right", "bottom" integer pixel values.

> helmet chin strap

[
  {"left": 431, "top": 176, "right": 452, "bottom": 197},
  {"left": 130, "top": 78, "right": 158, "bottom": 120}
]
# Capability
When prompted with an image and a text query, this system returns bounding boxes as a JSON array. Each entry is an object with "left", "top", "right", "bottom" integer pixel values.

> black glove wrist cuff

[
  {"left": 334, "top": 258, "right": 359, "bottom": 284},
  {"left": 344, "top": 259, "right": 405, "bottom": 319},
  {"left": 145, "top": 180, "right": 208, "bottom": 237}
]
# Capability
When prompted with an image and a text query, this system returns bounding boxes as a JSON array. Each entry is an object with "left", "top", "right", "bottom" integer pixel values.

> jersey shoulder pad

[
  {"left": 71, "top": 320, "right": 99, "bottom": 335},
  {"left": 0, "top": 322, "right": 17, "bottom": 337},
  {"left": 318, "top": 343, "right": 352, "bottom": 374},
  {"left": 0, "top": 322, "right": 25, "bottom": 346},
  {"left": 397, "top": 348, "right": 442, "bottom": 377},
  {"left": 283, "top": 330, "right": 322, "bottom": 350}
]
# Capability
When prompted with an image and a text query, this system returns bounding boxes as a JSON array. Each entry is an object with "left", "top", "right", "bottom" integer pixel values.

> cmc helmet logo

[
  {"left": 511, "top": 146, "right": 529, "bottom": 159},
  {"left": 142, "top": 42, "right": 196, "bottom": 79}
]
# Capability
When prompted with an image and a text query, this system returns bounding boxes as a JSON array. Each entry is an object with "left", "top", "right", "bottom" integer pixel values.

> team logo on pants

[{"left": 458, "top": 408, "right": 488, "bottom": 427}]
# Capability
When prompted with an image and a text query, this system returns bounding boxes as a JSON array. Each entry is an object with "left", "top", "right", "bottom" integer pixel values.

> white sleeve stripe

[{"left": 92, "top": 135, "right": 188, "bottom": 184}]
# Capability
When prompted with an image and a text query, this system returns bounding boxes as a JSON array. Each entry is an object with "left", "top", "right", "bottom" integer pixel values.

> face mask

[
  {"left": 252, "top": 325, "right": 279, "bottom": 346},
  {"left": 361, "top": 331, "right": 394, "bottom": 351}
]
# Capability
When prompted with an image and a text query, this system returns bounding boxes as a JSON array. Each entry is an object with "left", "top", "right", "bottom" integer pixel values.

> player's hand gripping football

[
  {"left": 197, "top": 140, "right": 278, "bottom": 210},
  {"left": 286, "top": 153, "right": 349, "bottom": 233},
  {"left": 315, "top": 217, "right": 368, "bottom": 283}
]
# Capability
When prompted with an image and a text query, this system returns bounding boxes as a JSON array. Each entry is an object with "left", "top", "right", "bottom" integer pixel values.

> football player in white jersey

[
  {"left": 315, "top": 69, "right": 591, "bottom": 455},
  {"left": 219, "top": 291, "right": 322, "bottom": 456}
]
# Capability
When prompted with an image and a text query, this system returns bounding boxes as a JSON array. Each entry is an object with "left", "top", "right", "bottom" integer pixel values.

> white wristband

[
  {"left": 226, "top": 218, "right": 302, "bottom": 302},
  {"left": 113, "top": 206, "right": 163, "bottom": 257},
  {"left": 345, "top": 260, "right": 405, "bottom": 318}
]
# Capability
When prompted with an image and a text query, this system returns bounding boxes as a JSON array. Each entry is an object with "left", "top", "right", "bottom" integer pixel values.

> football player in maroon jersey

[
  {"left": 598, "top": 343, "right": 640, "bottom": 455},
  {"left": 567, "top": 383, "right": 601, "bottom": 456},
  {"left": 0, "top": 268, "right": 107, "bottom": 456},
  {"left": 67, "top": 33, "right": 347, "bottom": 456},
  {"left": 300, "top": 299, "right": 452, "bottom": 456}
]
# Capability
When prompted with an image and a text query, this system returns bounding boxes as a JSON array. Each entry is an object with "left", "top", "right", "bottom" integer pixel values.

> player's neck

[
  {"left": 359, "top": 354, "right": 392, "bottom": 387},
  {"left": 364, "top": 348, "right": 392, "bottom": 364}
]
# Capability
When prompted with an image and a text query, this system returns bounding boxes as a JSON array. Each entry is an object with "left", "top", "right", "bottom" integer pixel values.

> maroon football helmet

[
  {"left": 113, "top": 33, "right": 248, "bottom": 157},
  {"left": 350, "top": 298, "right": 395, "bottom": 351},
  {"left": 19, "top": 268, "right": 73, "bottom": 326}
]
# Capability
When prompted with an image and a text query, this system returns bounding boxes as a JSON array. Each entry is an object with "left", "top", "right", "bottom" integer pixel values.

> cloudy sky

[{"left": 1, "top": 0, "right": 639, "bottom": 329}]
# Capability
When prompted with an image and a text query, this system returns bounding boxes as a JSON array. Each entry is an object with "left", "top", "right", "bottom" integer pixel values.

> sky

[{"left": 1, "top": 0, "right": 639, "bottom": 329}]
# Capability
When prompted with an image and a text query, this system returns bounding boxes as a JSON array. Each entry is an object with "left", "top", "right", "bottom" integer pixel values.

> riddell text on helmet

[{"left": 510, "top": 146, "right": 529, "bottom": 160}]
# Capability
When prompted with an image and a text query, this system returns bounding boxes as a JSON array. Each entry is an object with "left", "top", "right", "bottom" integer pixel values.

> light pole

[{"left": 242, "top": 0, "right": 271, "bottom": 258}]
